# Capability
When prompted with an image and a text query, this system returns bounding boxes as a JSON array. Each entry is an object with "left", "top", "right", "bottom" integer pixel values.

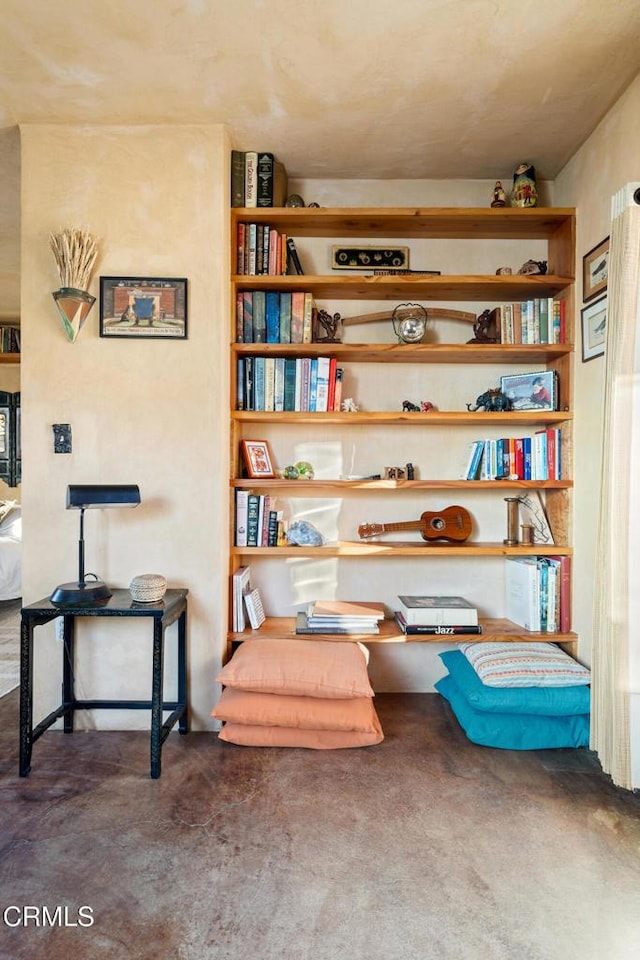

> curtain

[{"left": 591, "top": 184, "right": 640, "bottom": 790}]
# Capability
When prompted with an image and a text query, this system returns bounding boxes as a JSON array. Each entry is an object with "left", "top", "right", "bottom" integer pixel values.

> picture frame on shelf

[
  {"left": 100, "top": 277, "right": 187, "bottom": 339},
  {"left": 581, "top": 295, "right": 607, "bottom": 362},
  {"left": 582, "top": 236, "right": 609, "bottom": 303},
  {"left": 241, "top": 439, "right": 276, "bottom": 478},
  {"left": 500, "top": 370, "right": 557, "bottom": 411}
]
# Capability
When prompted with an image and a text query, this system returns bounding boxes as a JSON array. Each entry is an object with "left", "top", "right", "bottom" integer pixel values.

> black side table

[{"left": 20, "top": 588, "right": 188, "bottom": 779}]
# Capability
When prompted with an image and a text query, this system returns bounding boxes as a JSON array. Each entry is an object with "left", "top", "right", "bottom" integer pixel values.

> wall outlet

[{"left": 53, "top": 423, "right": 72, "bottom": 454}]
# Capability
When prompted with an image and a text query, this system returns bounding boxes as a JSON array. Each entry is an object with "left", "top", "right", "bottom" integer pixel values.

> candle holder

[{"left": 504, "top": 497, "right": 520, "bottom": 545}]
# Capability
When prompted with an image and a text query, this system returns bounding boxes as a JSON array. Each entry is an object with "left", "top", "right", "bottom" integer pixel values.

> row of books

[
  {"left": 296, "top": 600, "right": 385, "bottom": 635},
  {"left": 505, "top": 556, "right": 571, "bottom": 633},
  {"left": 0, "top": 326, "right": 20, "bottom": 353},
  {"left": 231, "top": 150, "right": 288, "bottom": 208},
  {"left": 236, "top": 356, "right": 344, "bottom": 413},
  {"left": 236, "top": 223, "right": 304, "bottom": 276},
  {"left": 497, "top": 298, "right": 566, "bottom": 344},
  {"left": 235, "top": 492, "right": 287, "bottom": 548},
  {"left": 235, "top": 290, "right": 315, "bottom": 343},
  {"left": 460, "top": 429, "right": 562, "bottom": 481}
]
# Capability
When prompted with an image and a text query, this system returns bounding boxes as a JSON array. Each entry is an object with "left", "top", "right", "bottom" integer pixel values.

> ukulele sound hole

[{"left": 430, "top": 517, "right": 445, "bottom": 531}]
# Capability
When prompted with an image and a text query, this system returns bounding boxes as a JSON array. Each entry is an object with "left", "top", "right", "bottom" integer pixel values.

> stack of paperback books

[
  {"left": 394, "top": 595, "right": 482, "bottom": 635},
  {"left": 296, "top": 600, "right": 385, "bottom": 635}
]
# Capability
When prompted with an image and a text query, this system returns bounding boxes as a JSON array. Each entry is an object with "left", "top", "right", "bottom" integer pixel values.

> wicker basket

[{"left": 129, "top": 574, "right": 167, "bottom": 603}]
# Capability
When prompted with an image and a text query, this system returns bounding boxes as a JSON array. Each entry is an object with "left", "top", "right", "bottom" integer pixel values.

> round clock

[{"left": 392, "top": 303, "right": 429, "bottom": 343}]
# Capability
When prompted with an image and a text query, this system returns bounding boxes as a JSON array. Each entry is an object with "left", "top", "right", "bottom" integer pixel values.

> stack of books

[
  {"left": 394, "top": 595, "right": 482, "bottom": 635},
  {"left": 296, "top": 600, "right": 386, "bottom": 635},
  {"left": 504, "top": 556, "right": 570, "bottom": 633}
]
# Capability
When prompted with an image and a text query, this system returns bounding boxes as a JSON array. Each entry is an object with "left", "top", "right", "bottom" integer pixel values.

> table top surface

[{"left": 22, "top": 588, "right": 188, "bottom": 618}]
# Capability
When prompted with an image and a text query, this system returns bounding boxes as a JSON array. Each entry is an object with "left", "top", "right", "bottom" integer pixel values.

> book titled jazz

[{"left": 394, "top": 611, "right": 483, "bottom": 635}]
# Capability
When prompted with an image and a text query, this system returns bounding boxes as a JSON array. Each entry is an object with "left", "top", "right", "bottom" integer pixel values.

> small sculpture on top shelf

[
  {"left": 490, "top": 181, "right": 508, "bottom": 207},
  {"left": 466, "top": 388, "right": 512, "bottom": 412},
  {"left": 315, "top": 308, "right": 342, "bottom": 343},
  {"left": 511, "top": 162, "right": 538, "bottom": 208},
  {"left": 341, "top": 398, "right": 359, "bottom": 412}
]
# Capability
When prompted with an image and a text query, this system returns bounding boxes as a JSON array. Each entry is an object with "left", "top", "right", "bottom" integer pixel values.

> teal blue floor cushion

[{"left": 435, "top": 653, "right": 590, "bottom": 750}]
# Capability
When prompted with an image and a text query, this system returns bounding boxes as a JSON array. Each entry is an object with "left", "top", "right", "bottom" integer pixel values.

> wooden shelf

[
  {"left": 233, "top": 273, "right": 572, "bottom": 302},
  {"left": 231, "top": 206, "right": 576, "bottom": 241},
  {"left": 228, "top": 615, "right": 578, "bottom": 657},
  {"left": 231, "top": 541, "right": 572, "bottom": 558},
  {"left": 233, "top": 410, "right": 572, "bottom": 426},
  {"left": 231, "top": 478, "right": 572, "bottom": 493},
  {"left": 232, "top": 342, "right": 573, "bottom": 364},
  {"left": 0, "top": 354, "right": 20, "bottom": 364}
]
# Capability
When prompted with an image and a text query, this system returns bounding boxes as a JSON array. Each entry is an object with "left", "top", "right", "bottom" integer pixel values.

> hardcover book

[
  {"left": 396, "top": 595, "right": 478, "bottom": 626},
  {"left": 244, "top": 151, "right": 258, "bottom": 207},
  {"left": 394, "top": 611, "right": 483, "bottom": 635}
]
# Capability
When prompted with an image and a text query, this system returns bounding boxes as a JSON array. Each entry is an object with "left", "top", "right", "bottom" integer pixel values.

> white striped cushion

[{"left": 460, "top": 642, "right": 591, "bottom": 688}]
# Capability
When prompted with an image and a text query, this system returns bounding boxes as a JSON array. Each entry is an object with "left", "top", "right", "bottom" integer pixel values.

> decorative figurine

[
  {"left": 283, "top": 461, "right": 315, "bottom": 480},
  {"left": 385, "top": 466, "right": 406, "bottom": 480},
  {"left": 341, "top": 398, "right": 359, "bottom": 412},
  {"left": 467, "top": 308, "right": 500, "bottom": 344},
  {"left": 466, "top": 388, "right": 512, "bottom": 412},
  {"left": 315, "top": 308, "right": 342, "bottom": 342},
  {"left": 511, "top": 162, "right": 538, "bottom": 208},
  {"left": 495, "top": 266, "right": 512, "bottom": 275},
  {"left": 420, "top": 401, "right": 435, "bottom": 412},
  {"left": 402, "top": 400, "right": 421, "bottom": 412},
  {"left": 518, "top": 259, "right": 547, "bottom": 275},
  {"left": 286, "top": 520, "right": 324, "bottom": 546},
  {"left": 490, "top": 181, "right": 508, "bottom": 207},
  {"left": 285, "top": 194, "right": 305, "bottom": 207}
]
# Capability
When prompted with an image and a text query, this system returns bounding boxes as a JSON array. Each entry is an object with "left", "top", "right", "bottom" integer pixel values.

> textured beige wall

[
  {"left": 554, "top": 72, "right": 640, "bottom": 667},
  {"left": 20, "top": 124, "right": 230, "bottom": 731}
]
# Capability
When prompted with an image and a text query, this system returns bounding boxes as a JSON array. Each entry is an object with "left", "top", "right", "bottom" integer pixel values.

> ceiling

[{"left": 1, "top": 0, "right": 640, "bottom": 181}]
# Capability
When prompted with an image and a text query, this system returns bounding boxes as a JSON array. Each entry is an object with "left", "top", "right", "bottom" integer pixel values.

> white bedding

[{"left": 0, "top": 507, "right": 21, "bottom": 600}]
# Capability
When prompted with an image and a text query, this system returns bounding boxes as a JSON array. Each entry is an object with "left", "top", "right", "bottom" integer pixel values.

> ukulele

[{"left": 358, "top": 505, "right": 472, "bottom": 542}]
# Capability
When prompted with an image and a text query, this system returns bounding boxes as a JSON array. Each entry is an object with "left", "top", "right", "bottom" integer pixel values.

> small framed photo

[
  {"left": 581, "top": 295, "right": 607, "bottom": 362},
  {"left": 100, "top": 277, "right": 187, "bottom": 339},
  {"left": 500, "top": 370, "right": 557, "bottom": 411},
  {"left": 582, "top": 237, "right": 609, "bottom": 303},
  {"left": 241, "top": 440, "right": 276, "bottom": 478}
]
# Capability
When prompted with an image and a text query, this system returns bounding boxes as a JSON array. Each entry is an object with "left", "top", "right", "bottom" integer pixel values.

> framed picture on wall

[
  {"left": 100, "top": 277, "right": 188, "bottom": 339},
  {"left": 581, "top": 295, "right": 607, "bottom": 362},
  {"left": 582, "top": 237, "right": 609, "bottom": 303}
]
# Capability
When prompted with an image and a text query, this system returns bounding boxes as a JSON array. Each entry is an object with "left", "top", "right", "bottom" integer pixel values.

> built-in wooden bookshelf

[{"left": 228, "top": 206, "right": 577, "bottom": 658}]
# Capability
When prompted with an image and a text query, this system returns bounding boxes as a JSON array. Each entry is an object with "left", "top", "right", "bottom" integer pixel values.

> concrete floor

[{"left": 1, "top": 689, "right": 639, "bottom": 960}]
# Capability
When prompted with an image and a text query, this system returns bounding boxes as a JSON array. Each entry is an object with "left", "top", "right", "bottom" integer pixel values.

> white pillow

[
  {"left": 460, "top": 641, "right": 591, "bottom": 688},
  {"left": 0, "top": 503, "right": 20, "bottom": 538}
]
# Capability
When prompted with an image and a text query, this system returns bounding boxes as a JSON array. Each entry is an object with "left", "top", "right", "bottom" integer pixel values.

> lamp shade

[{"left": 66, "top": 484, "right": 141, "bottom": 509}]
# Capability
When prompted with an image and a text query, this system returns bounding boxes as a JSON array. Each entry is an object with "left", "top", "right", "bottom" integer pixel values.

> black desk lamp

[{"left": 50, "top": 484, "right": 141, "bottom": 605}]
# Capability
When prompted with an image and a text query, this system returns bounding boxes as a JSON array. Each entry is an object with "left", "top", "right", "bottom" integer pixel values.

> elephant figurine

[{"left": 466, "top": 388, "right": 512, "bottom": 412}]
